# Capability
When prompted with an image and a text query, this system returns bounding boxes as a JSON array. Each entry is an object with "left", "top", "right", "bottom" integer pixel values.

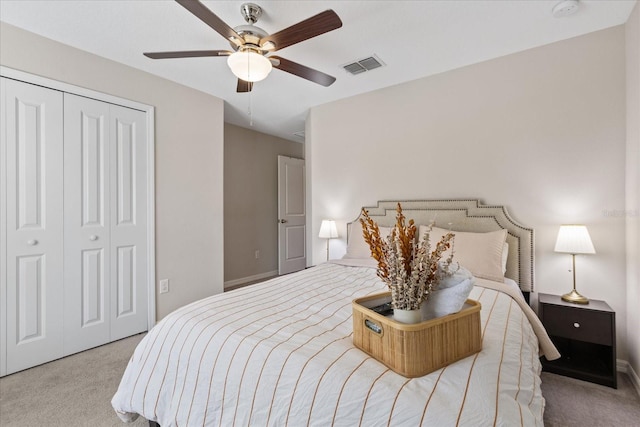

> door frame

[
  {"left": 0, "top": 77, "right": 6, "bottom": 376},
  {"left": 0, "top": 66, "right": 157, "bottom": 331}
]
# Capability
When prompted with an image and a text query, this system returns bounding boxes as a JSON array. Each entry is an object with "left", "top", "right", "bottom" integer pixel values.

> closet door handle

[
  {"left": 27, "top": 239, "right": 38, "bottom": 246},
  {"left": 89, "top": 235, "right": 98, "bottom": 241}
]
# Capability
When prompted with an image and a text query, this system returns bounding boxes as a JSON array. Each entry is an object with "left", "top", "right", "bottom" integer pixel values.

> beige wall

[
  {"left": 307, "top": 27, "right": 629, "bottom": 359},
  {"left": 626, "top": 2, "right": 640, "bottom": 385},
  {"left": 224, "top": 123, "right": 303, "bottom": 286},
  {"left": 0, "top": 22, "right": 225, "bottom": 320}
]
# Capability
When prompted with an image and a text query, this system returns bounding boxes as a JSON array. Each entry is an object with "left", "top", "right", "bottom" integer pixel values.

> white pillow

[
  {"left": 344, "top": 221, "right": 392, "bottom": 259},
  {"left": 422, "top": 278, "right": 475, "bottom": 320},
  {"left": 418, "top": 225, "right": 508, "bottom": 282}
]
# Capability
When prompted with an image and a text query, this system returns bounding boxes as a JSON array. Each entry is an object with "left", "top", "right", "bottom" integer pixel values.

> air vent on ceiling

[
  {"left": 342, "top": 55, "right": 385, "bottom": 75},
  {"left": 293, "top": 130, "right": 305, "bottom": 139}
]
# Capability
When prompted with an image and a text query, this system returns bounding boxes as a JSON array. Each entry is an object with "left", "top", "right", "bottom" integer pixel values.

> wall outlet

[
  {"left": 159, "top": 279, "right": 169, "bottom": 294},
  {"left": 255, "top": 250, "right": 260, "bottom": 259}
]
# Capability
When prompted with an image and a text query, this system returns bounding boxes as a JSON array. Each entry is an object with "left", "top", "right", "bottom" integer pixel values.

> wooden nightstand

[{"left": 538, "top": 293, "right": 616, "bottom": 388}]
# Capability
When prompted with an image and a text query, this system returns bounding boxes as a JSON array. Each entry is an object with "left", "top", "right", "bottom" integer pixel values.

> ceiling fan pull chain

[
  {"left": 248, "top": 53, "right": 253, "bottom": 126},
  {"left": 248, "top": 86, "right": 253, "bottom": 127}
]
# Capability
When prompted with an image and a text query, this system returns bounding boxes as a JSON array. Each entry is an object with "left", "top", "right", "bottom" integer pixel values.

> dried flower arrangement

[{"left": 360, "top": 203, "right": 455, "bottom": 311}]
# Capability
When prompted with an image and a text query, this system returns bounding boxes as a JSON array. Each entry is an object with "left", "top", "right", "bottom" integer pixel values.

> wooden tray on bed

[{"left": 352, "top": 292, "right": 482, "bottom": 378}]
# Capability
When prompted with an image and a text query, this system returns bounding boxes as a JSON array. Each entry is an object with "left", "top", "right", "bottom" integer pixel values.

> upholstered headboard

[{"left": 352, "top": 199, "right": 534, "bottom": 294}]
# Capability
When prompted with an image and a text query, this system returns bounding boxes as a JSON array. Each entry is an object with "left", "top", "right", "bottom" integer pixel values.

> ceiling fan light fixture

[{"left": 227, "top": 50, "right": 272, "bottom": 82}]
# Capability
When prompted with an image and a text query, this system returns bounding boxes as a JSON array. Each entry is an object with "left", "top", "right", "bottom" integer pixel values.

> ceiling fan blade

[
  {"left": 260, "top": 10, "right": 342, "bottom": 52},
  {"left": 271, "top": 56, "right": 336, "bottom": 87},
  {"left": 175, "top": 0, "right": 242, "bottom": 44},
  {"left": 237, "top": 79, "right": 253, "bottom": 93},
  {"left": 144, "top": 50, "right": 231, "bottom": 59}
]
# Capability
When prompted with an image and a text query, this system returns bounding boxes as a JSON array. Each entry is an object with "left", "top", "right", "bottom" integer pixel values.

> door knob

[
  {"left": 27, "top": 239, "right": 38, "bottom": 246},
  {"left": 279, "top": 219, "right": 288, "bottom": 223},
  {"left": 89, "top": 235, "right": 98, "bottom": 241}
]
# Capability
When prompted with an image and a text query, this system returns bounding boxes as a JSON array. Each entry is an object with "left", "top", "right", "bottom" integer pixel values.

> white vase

[{"left": 393, "top": 308, "right": 422, "bottom": 324}]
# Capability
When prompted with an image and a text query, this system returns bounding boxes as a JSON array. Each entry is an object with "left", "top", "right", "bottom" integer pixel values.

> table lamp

[
  {"left": 319, "top": 220, "right": 338, "bottom": 261},
  {"left": 554, "top": 224, "right": 595, "bottom": 304}
]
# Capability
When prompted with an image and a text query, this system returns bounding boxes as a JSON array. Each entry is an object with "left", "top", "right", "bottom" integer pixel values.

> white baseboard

[
  {"left": 617, "top": 359, "right": 640, "bottom": 397},
  {"left": 617, "top": 359, "right": 627, "bottom": 373},
  {"left": 631, "top": 365, "right": 640, "bottom": 397},
  {"left": 224, "top": 270, "right": 278, "bottom": 288}
]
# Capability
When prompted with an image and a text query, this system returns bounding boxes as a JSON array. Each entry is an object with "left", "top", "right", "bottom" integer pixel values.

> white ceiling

[{"left": 0, "top": 0, "right": 636, "bottom": 142}]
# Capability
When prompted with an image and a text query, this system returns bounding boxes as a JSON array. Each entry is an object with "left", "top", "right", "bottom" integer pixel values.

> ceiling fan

[{"left": 144, "top": 0, "right": 343, "bottom": 93}]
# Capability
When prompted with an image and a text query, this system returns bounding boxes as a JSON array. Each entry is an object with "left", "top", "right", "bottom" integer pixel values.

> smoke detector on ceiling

[{"left": 552, "top": 0, "right": 580, "bottom": 17}]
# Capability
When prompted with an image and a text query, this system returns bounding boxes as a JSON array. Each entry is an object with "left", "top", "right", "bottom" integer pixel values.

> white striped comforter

[{"left": 112, "top": 263, "right": 545, "bottom": 426}]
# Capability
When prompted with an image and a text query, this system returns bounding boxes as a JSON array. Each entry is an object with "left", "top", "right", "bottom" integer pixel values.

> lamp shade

[
  {"left": 554, "top": 225, "right": 596, "bottom": 254},
  {"left": 319, "top": 220, "right": 338, "bottom": 239},
  {"left": 227, "top": 51, "right": 272, "bottom": 82}
]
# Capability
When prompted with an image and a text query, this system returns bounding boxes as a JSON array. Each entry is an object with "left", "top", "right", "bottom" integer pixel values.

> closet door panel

[
  {"left": 3, "top": 79, "right": 64, "bottom": 374},
  {"left": 110, "top": 105, "right": 148, "bottom": 340},
  {"left": 63, "top": 94, "right": 111, "bottom": 355}
]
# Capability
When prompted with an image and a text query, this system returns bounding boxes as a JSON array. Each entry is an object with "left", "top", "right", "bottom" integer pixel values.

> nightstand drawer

[{"left": 543, "top": 305, "right": 612, "bottom": 345}]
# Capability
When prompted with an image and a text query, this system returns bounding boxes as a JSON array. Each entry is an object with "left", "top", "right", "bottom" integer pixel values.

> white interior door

[
  {"left": 63, "top": 94, "right": 111, "bottom": 355},
  {"left": 277, "top": 156, "right": 306, "bottom": 275},
  {"left": 109, "top": 104, "right": 148, "bottom": 341},
  {"left": 3, "top": 78, "right": 65, "bottom": 374}
]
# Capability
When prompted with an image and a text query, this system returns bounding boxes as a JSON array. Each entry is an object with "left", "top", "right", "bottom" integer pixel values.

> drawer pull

[{"left": 573, "top": 322, "right": 580, "bottom": 328}]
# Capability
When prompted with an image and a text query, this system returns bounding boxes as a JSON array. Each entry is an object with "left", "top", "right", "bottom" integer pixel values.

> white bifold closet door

[
  {"left": 63, "top": 94, "right": 148, "bottom": 355},
  {"left": 1, "top": 78, "right": 150, "bottom": 376},
  {"left": 3, "top": 79, "right": 65, "bottom": 373},
  {"left": 107, "top": 101, "right": 149, "bottom": 342}
]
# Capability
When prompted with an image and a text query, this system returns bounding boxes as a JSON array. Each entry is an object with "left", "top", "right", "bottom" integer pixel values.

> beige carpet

[
  {"left": 1, "top": 334, "right": 639, "bottom": 426},
  {"left": 0, "top": 334, "right": 148, "bottom": 427},
  {"left": 541, "top": 371, "right": 640, "bottom": 427}
]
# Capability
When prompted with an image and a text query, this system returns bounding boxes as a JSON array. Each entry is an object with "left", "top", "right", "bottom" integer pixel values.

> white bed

[{"left": 112, "top": 200, "right": 559, "bottom": 426}]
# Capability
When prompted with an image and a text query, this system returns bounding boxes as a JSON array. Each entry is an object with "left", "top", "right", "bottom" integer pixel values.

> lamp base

[{"left": 561, "top": 289, "right": 589, "bottom": 304}]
